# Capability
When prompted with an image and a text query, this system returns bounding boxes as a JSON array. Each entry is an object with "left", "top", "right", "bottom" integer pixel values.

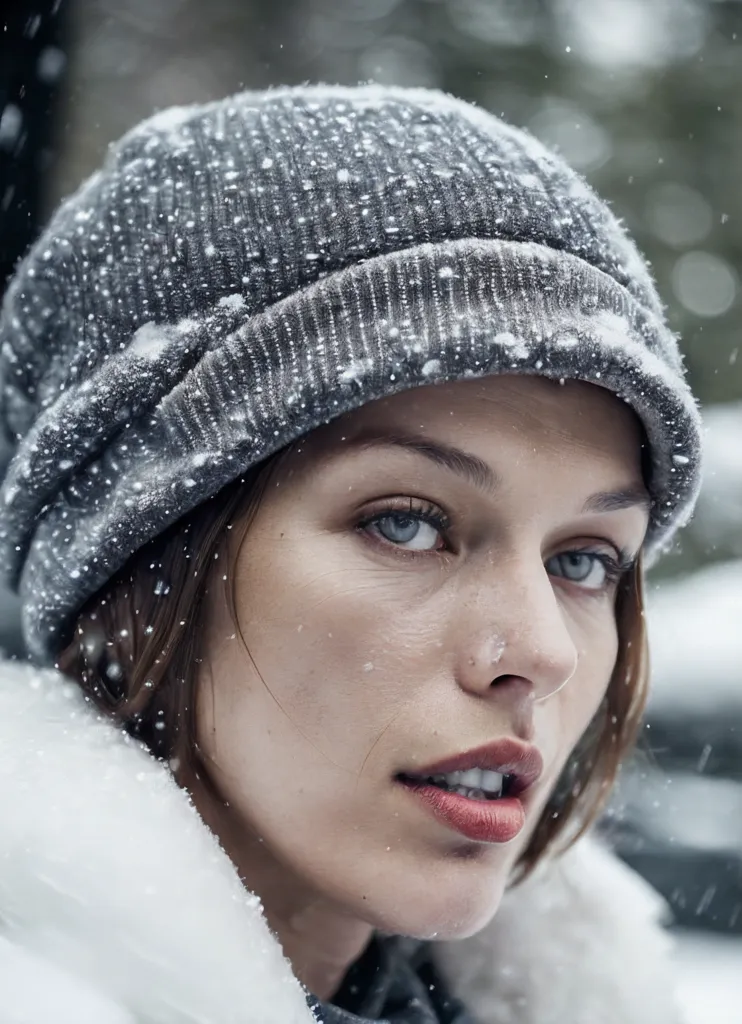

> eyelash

[
  {"left": 557, "top": 549, "right": 631, "bottom": 591},
  {"left": 357, "top": 499, "right": 451, "bottom": 556},
  {"left": 356, "top": 500, "right": 634, "bottom": 589}
]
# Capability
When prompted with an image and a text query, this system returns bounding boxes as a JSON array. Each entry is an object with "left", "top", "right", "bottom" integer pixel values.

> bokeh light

[{"left": 672, "top": 250, "right": 738, "bottom": 318}]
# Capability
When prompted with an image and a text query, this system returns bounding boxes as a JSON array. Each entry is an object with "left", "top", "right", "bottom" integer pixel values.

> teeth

[
  {"left": 423, "top": 767, "right": 506, "bottom": 797},
  {"left": 455, "top": 786, "right": 489, "bottom": 800},
  {"left": 459, "top": 768, "right": 482, "bottom": 788},
  {"left": 482, "top": 769, "right": 505, "bottom": 792}
]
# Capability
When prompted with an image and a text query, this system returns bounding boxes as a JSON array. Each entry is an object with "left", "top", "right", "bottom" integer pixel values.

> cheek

[
  {"left": 200, "top": 524, "right": 451, "bottom": 782},
  {"left": 196, "top": 524, "right": 514, "bottom": 939},
  {"left": 535, "top": 606, "right": 619, "bottom": 782}
]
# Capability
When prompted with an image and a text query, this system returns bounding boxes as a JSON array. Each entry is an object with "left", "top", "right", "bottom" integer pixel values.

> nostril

[
  {"left": 489, "top": 673, "right": 527, "bottom": 689},
  {"left": 486, "top": 675, "right": 537, "bottom": 741}
]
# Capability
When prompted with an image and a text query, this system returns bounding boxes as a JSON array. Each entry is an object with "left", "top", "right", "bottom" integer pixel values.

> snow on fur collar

[{"left": 0, "top": 659, "right": 684, "bottom": 1024}]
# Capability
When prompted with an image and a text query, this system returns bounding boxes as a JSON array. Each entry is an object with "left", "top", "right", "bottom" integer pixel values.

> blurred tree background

[{"left": 51, "top": 0, "right": 742, "bottom": 578}]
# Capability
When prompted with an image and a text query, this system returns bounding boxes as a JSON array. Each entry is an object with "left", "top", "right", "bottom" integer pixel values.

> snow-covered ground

[{"left": 674, "top": 931, "right": 742, "bottom": 1024}]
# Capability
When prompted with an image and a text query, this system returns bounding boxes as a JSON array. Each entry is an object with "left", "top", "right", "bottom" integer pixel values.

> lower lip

[{"left": 399, "top": 780, "right": 526, "bottom": 844}]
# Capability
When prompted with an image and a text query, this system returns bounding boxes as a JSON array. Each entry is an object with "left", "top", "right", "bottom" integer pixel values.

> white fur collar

[{"left": 0, "top": 660, "right": 684, "bottom": 1024}]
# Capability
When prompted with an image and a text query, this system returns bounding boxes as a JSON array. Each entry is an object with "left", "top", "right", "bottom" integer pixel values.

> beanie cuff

[{"left": 1, "top": 237, "right": 702, "bottom": 661}]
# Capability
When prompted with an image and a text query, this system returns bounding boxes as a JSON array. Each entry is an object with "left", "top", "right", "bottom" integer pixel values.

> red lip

[
  {"left": 399, "top": 781, "right": 526, "bottom": 844},
  {"left": 396, "top": 738, "right": 544, "bottom": 845}
]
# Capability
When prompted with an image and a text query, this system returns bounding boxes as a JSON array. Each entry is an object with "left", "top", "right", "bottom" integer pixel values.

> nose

[{"left": 454, "top": 557, "right": 579, "bottom": 709}]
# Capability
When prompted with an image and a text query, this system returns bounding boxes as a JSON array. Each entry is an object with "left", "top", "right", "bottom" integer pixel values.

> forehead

[{"left": 323, "top": 375, "right": 645, "bottom": 475}]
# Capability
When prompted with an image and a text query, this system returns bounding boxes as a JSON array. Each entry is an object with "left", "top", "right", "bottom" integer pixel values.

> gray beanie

[{"left": 0, "top": 84, "right": 702, "bottom": 663}]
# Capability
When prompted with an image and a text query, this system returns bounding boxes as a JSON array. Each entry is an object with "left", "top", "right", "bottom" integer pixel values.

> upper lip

[{"left": 402, "top": 738, "right": 544, "bottom": 796}]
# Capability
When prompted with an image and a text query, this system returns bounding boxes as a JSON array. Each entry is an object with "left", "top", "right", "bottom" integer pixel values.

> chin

[{"left": 354, "top": 850, "right": 510, "bottom": 941}]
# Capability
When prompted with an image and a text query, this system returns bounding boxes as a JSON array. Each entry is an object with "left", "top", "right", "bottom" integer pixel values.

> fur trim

[
  {"left": 0, "top": 660, "right": 314, "bottom": 1024},
  {"left": 434, "top": 836, "right": 683, "bottom": 1023},
  {"left": 0, "top": 660, "right": 684, "bottom": 1023}
]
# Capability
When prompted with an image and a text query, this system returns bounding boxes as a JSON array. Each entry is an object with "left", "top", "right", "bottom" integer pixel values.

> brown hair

[{"left": 57, "top": 452, "right": 649, "bottom": 879}]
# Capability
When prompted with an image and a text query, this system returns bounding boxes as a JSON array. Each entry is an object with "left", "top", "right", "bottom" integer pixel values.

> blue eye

[
  {"left": 361, "top": 505, "right": 448, "bottom": 552},
  {"left": 546, "top": 551, "right": 615, "bottom": 590},
  {"left": 371, "top": 513, "right": 442, "bottom": 551}
]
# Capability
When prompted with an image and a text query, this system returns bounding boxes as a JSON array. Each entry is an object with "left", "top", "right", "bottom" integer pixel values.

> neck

[
  {"left": 270, "top": 898, "right": 374, "bottom": 1002},
  {"left": 185, "top": 769, "right": 373, "bottom": 1002}
]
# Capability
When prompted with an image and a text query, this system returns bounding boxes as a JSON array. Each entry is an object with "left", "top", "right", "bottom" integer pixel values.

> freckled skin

[{"left": 187, "top": 375, "right": 649, "bottom": 999}]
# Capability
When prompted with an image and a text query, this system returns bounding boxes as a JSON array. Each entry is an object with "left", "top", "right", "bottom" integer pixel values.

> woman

[{"left": 0, "top": 86, "right": 701, "bottom": 1023}]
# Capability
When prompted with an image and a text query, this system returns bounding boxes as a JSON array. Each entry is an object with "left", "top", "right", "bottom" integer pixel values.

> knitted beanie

[{"left": 0, "top": 85, "right": 702, "bottom": 663}]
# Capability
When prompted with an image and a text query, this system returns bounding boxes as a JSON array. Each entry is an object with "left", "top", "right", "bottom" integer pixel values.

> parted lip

[{"left": 401, "top": 738, "right": 544, "bottom": 797}]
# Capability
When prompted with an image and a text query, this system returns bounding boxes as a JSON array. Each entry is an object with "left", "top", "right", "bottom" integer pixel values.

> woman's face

[{"left": 196, "top": 375, "right": 649, "bottom": 940}]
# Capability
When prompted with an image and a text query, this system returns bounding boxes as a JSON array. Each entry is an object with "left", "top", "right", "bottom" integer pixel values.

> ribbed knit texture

[{"left": 0, "top": 84, "right": 702, "bottom": 661}]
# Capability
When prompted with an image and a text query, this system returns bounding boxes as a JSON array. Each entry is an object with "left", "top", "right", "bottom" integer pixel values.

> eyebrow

[
  {"left": 581, "top": 487, "right": 652, "bottom": 515},
  {"left": 349, "top": 430, "right": 652, "bottom": 515},
  {"left": 353, "top": 430, "right": 499, "bottom": 496}
]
